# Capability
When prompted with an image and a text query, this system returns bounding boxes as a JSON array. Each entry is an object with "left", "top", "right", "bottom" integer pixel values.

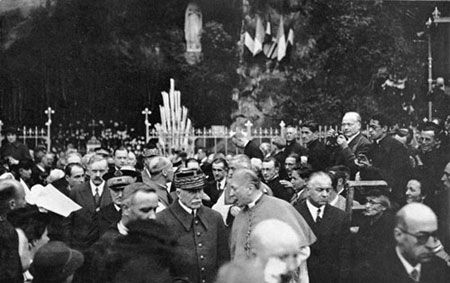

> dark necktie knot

[
  {"left": 410, "top": 269, "right": 419, "bottom": 282},
  {"left": 316, "top": 208, "right": 322, "bottom": 224}
]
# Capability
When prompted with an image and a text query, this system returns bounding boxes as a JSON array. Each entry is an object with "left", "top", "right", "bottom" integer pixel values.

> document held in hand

[{"left": 28, "top": 184, "right": 82, "bottom": 217}]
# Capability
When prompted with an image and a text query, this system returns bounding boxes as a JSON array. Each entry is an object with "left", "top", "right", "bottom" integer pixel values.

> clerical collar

[
  {"left": 396, "top": 246, "right": 421, "bottom": 276},
  {"left": 117, "top": 220, "right": 129, "bottom": 236},
  {"left": 265, "top": 174, "right": 279, "bottom": 183},
  {"left": 247, "top": 192, "right": 263, "bottom": 209},
  {"left": 178, "top": 199, "right": 196, "bottom": 216},
  {"left": 375, "top": 135, "right": 387, "bottom": 144}
]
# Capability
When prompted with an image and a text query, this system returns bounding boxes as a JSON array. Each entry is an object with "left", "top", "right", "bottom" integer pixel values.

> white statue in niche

[{"left": 185, "top": 2, "right": 202, "bottom": 52}]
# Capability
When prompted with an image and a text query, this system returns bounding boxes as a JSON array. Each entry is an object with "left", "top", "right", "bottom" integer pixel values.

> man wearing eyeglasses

[
  {"left": 351, "top": 189, "right": 395, "bottom": 282},
  {"left": 374, "top": 202, "right": 449, "bottom": 283}
]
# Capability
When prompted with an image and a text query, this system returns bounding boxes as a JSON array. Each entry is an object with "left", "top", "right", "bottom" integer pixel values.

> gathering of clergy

[{"left": 1, "top": 111, "right": 450, "bottom": 283}]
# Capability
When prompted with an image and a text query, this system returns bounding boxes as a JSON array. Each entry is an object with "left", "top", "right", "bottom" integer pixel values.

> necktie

[
  {"left": 316, "top": 208, "right": 322, "bottom": 224},
  {"left": 94, "top": 187, "right": 100, "bottom": 208},
  {"left": 217, "top": 182, "right": 221, "bottom": 191},
  {"left": 410, "top": 269, "right": 419, "bottom": 282}
]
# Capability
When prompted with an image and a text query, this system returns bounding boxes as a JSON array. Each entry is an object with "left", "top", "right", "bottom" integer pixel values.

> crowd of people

[{"left": 1, "top": 111, "right": 450, "bottom": 283}]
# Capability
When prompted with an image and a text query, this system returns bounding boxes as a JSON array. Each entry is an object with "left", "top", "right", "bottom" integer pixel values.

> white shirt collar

[
  {"left": 306, "top": 199, "right": 325, "bottom": 220},
  {"left": 248, "top": 191, "right": 263, "bottom": 209},
  {"left": 329, "top": 195, "right": 339, "bottom": 207},
  {"left": 178, "top": 199, "right": 195, "bottom": 215},
  {"left": 117, "top": 220, "right": 129, "bottom": 236},
  {"left": 114, "top": 204, "right": 121, "bottom": 212},
  {"left": 218, "top": 178, "right": 226, "bottom": 190},
  {"left": 346, "top": 131, "right": 360, "bottom": 144},
  {"left": 90, "top": 180, "right": 105, "bottom": 196},
  {"left": 396, "top": 246, "right": 421, "bottom": 276}
]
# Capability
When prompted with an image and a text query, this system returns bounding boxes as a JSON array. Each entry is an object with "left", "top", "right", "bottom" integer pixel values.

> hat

[
  {"left": 94, "top": 147, "right": 110, "bottom": 157},
  {"left": 2, "top": 127, "right": 18, "bottom": 135},
  {"left": 30, "top": 241, "right": 84, "bottom": 282},
  {"left": 104, "top": 169, "right": 138, "bottom": 190},
  {"left": 173, "top": 168, "right": 206, "bottom": 190}
]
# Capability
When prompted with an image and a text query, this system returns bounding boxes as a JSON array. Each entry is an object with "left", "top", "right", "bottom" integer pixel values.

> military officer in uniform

[{"left": 157, "top": 168, "right": 229, "bottom": 283}]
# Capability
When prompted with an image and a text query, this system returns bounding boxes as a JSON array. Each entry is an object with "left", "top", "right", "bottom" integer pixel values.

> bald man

[
  {"left": 217, "top": 219, "right": 309, "bottom": 283},
  {"left": 251, "top": 219, "right": 308, "bottom": 283},
  {"left": 229, "top": 168, "right": 315, "bottom": 276},
  {"left": 374, "top": 203, "right": 450, "bottom": 283},
  {"left": 331, "top": 112, "right": 371, "bottom": 178},
  {"left": 294, "top": 172, "right": 351, "bottom": 283}
]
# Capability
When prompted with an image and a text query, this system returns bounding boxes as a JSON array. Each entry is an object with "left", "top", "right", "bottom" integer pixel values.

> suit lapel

[
  {"left": 298, "top": 201, "right": 319, "bottom": 236},
  {"left": 79, "top": 183, "right": 95, "bottom": 212}
]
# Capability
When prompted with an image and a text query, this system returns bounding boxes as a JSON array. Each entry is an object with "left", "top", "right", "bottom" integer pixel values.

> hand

[
  {"left": 336, "top": 135, "right": 348, "bottom": 149},
  {"left": 355, "top": 154, "right": 371, "bottom": 168},
  {"left": 279, "top": 180, "right": 293, "bottom": 189},
  {"left": 230, "top": 206, "right": 241, "bottom": 216}
]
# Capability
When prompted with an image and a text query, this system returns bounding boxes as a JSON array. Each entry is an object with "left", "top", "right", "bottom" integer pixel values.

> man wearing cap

[
  {"left": 351, "top": 188, "right": 395, "bottom": 282},
  {"left": 0, "top": 127, "right": 32, "bottom": 165},
  {"left": 157, "top": 168, "right": 229, "bottom": 283},
  {"left": 30, "top": 241, "right": 84, "bottom": 283},
  {"left": 97, "top": 169, "right": 138, "bottom": 238},
  {"left": 68, "top": 155, "right": 112, "bottom": 251}
]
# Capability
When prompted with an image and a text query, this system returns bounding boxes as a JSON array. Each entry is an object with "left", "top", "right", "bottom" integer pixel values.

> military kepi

[
  {"left": 103, "top": 169, "right": 138, "bottom": 190},
  {"left": 174, "top": 168, "right": 206, "bottom": 190}
]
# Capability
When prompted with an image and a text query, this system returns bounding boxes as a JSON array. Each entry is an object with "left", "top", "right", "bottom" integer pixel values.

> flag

[
  {"left": 263, "top": 21, "right": 273, "bottom": 57},
  {"left": 244, "top": 31, "right": 255, "bottom": 54},
  {"left": 253, "top": 15, "right": 265, "bottom": 56},
  {"left": 287, "top": 28, "right": 294, "bottom": 45},
  {"left": 277, "top": 16, "right": 286, "bottom": 61}
]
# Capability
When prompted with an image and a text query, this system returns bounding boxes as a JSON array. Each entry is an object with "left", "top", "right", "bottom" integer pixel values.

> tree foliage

[{"left": 0, "top": 0, "right": 439, "bottom": 131}]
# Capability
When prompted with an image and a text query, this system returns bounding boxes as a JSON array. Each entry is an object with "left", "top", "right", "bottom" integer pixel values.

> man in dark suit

[
  {"left": 331, "top": 111, "right": 372, "bottom": 179},
  {"left": 157, "top": 168, "right": 230, "bottom": 283},
  {"left": 231, "top": 132, "right": 264, "bottom": 160},
  {"left": 300, "top": 120, "right": 331, "bottom": 171},
  {"left": 97, "top": 169, "right": 138, "bottom": 238},
  {"left": 74, "top": 182, "right": 160, "bottom": 283},
  {"left": 374, "top": 203, "right": 450, "bottom": 283},
  {"left": 295, "top": 172, "right": 351, "bottom": 283},
  {"left": 358, "top": 114, "right": 412, "bottom": 204},
  {"left": 0, "top": 179, "right": 26, "bottom": 283},
  {"left": 68, "top": 155, "right": 111, "bottom": 251},
  {"left": 261, "top": 157, "right": 294, "bottom": 202},
  {"left": 284, "top": 125, "right": 308, "bottom": 157},
  {"left": 204, "top": 157, "right": 228, "bottom": 207}
]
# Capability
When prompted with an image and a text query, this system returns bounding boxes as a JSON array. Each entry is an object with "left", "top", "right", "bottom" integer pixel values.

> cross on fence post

[
  {"left": 44, "top": 107, "right": 55, "bottom": 151},
  {"left": 88, "top": 120, "right": 98, "bottom": 137},
  {"left": 142, "top": 108, "right": 152, "bottom": 143},
  {"left": 279, "top": 120, "right": 286, "bottom": 137},
  {"left": 245, "top": 120, "right": 253, "bottom": 138}
]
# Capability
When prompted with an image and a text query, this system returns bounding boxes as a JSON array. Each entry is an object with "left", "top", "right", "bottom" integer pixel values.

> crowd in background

[{"left": 1, "top": 111, "right": 450, "bottom": 283}]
